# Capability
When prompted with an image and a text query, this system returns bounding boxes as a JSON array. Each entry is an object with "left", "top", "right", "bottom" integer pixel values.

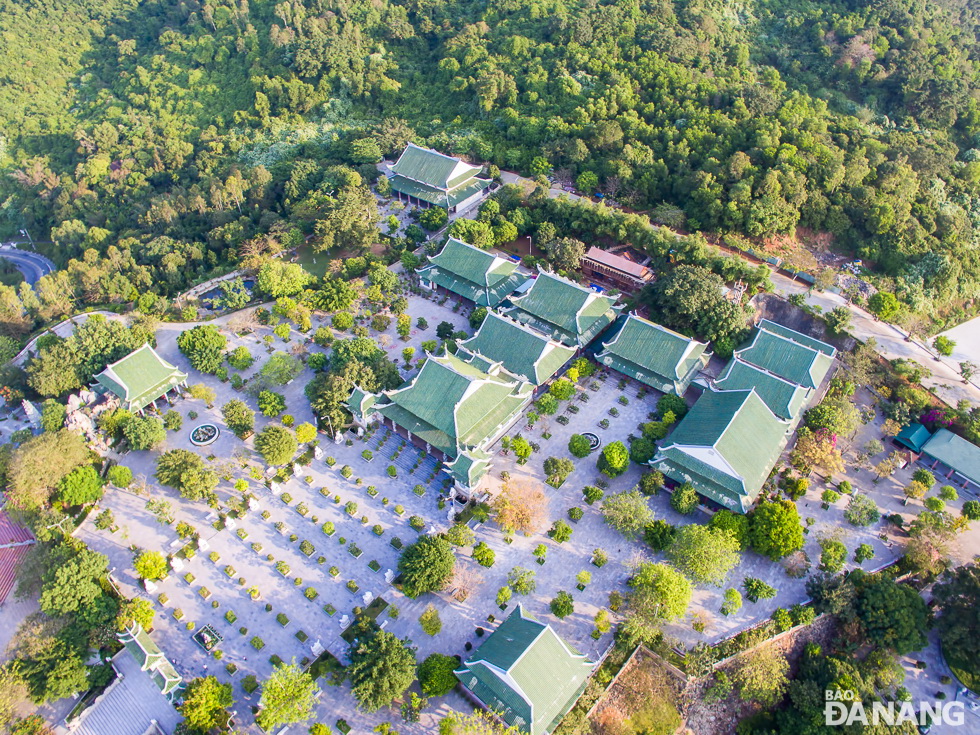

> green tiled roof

[
  {"left": 94, "top": 344, "right": 188, "bottom": 412},
  {"left": 736, "top": 324, "right": 835, "bottom": 390},
  {"left": 896, "top": 423, "right": 932, "bottom": 453},
  {"left": 346, "top": 387, "right": 377, "bottom": 423},
  {"left": 596, "top": 314, "right": 708, "bottom": 394},
  {"left": 390, "top": 175, "right": 490, "bottom": 209},
  {"left": 417, "top": 238, "right": 525, "bottom": 306},
  {"left": 373, "top": 353, "right": 532, "bottom": 486},
  {"left": 455, "top": 605, "right": 593, "bottom": 735},
  {"left": 714, "top": 359, "right": 809, "bottom": 420},
  {"left": 505, "top": 270, "right": 620, "bottom": 347},
  {"left": 445, "top": 448, "right": 492, "bottom": 488},
  {"left": 652, "top": 389, "right": 789, "bottom": 513},
  {"left": 921, "top": 429, "right": 980, "bottom": 486},
  {"left": 758, "top": 319, "right": 837, "bottom": 356},
  {"left": 390, "top": 143, "right": 483, "bottom": 190},
  {"left": 118, "top": 622, "right": 183, "bottom": 702},
  {"left": 461, "top": 311, "right": 576, "bottom": 385}
]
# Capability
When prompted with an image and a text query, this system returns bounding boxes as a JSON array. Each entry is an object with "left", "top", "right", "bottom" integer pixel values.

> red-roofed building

[
  {"left": 580, "top": 247, "right": 653, "bottom": 293},
  {"left": 0, "top": 545, "right": 30, "bottom": 606}
]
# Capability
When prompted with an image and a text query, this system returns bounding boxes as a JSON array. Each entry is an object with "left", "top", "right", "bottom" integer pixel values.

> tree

[
  {"left": 436, "top": 321, "right": 455, "bottom": 339},
  {"left": 472, "top": 542, "right": 495, "bottom": 568},
  {"left": 542, "top": 456, "right": 573, "bottom": 486},
  {"left": 568, "top": 434, "right": 591, "bottom": 458},
  {"left": 844, "top": 493, "right": 880, "bottom": 527},
  {"left": 398, "top": 536, "right": 455, "bottom": 598},
  {"left": 257, "top": 260, "right": 313, "bottom": 298},
  {"left": 749, "top": 500, "right": 804, "bottom": 560},
  {"left": 722, "top": 588, "right": 743, "bottom": 616},
  {"left": 791, "top": 427, "right": 844, "bottom": 476},
  {"left": 825, "top": 306, "right": 852, "bottom": 336},
  {"left": 40, "top": 400, "right": 65, "bottom": 432},
  {"left": 868, "top": 291, "right": 901, "bottom": 321},
  {"left": 134, "top": 550, "right": 168, "bottom": 581},
  {"left": 116, "top": 597, "right": 154, "bottom": 631},
  {"left": 600, "top": 489, "right": 654, "bottom": 539},
  {"left": 855, "top": 575, "right": 929, "bottom": 654},
  {"left": 56, "top": 465, "right": 104, "bottom": 506},
  {"left": 122, "top": 415, "right": 167, "bottom": 450},
  {"left": 226, "top": 345, "right": 254, "bottom": 370},
  {"left": 19, "top": 640, "right": 89, "bottom": 704},
  {"left": 468, "top": 307, "right": 488, "bottom": 331},
  {"left": 667, "top": 525, "right": 741, "bottom": 586},
  {"left": 933, "top": 335, "right": 956, "bottom": 356},
  {"left": 257, "top": 663, "right": 319, "bottom": 730},
  {"left": 155, "top": 449, "right": 219, "bottom": 503},
  {"left": 627, "top": 562, "right": 692, "bottom": 630},
  {"left": 644, "top": 520, "right": 676, "bottom": 551},
  {"left": 549, "top": 379, "right": 576, "bottom": 401},
  {"left": 347, "top": 631, "right": 416, "bottom": 712},
  {"left": 221, "top": 400, "right": 255, "bottom": 437},
  {"left": 550, "top": 591, "right": 574, "bottom": 619},
  {"left": 179, "top": 676, "right": 233, "bottom": 733},
  {"left": 255, "top": 425, "right": 297, "bottom": 465},
  {"left": 549, "top": 520, "right": 572, "bottom": 543},
  {"left": 510, "top": 436, "right": 534, "bottom": 464},
  {"left": 418, "top": 653, "right": 459, "bottom": 696},
  {"left": 439, "top": 710, "right": 522, "bottom": 735},
  {"left": 187, "top": 383, "right": 216, "bottom": 408},
  {"left": 294, "top": 422, "right": 317, "bottom": 444},
  {"left": 597, "top": 441, "right": 629, "bottom": 477},
  {"left": 546, "top": 237, "right": 586, "bottom": 272},
  {"left": 491, "top": 480, "right": 549, "bottom": 535},
  {"left": 445, "top": 524, "right": 475, "bottom": 548},
  {"left": 177, "top": 325, "right": 227, "bottom": 374},
  {"left": 669, "top": 484, "right": 699, "bottom": 515},
  {"left": 258, "top": 352, "right": 303, "bottom": 386},
  {"left": 39, "top": 545, "right": 109, "bottom": 616},
  {"left": 803, "top": 394, "right": 861, "bottom": 436},
  {"left": 419, "top": 604, "right": 442, "bottom": 636},
  {"left": 6, "top": 430, "right": 90, "bottom": 510},
  {"left": 708, "top": 510, "right": 750, "bottom": 550},
  {"left": 640, "top": 265, "right": 747, "bottom": 343},
  {"left": 257, "top": 390, "right": 287, "bottom": 417},
  {"left": 932, "top": 564, "right": 979, "bottom": 668},
  {"left": 535, "top": 394, "right": 558, "bottom": 415},
  {"left": 507, "top": 567, "right": 537, "bottom": 595},
  {"left": 733, "top": 644, "right": 789, "bottom": 706},
  {"left": 419, "top": 207, "right": 448, "bottom": 231},
  {"left": 314, "top": 278, "right": 358, "bottom": 313}
]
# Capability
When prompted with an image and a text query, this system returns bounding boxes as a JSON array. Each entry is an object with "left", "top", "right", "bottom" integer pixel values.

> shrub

[
  {"left": 721, "top": 588, "right": 742, "bottom": 616},
  {"left": 276, "top": 612, "right": 289, "bottom": 626},
  {"left": 321, "top": 521, "right": 335, "bottom": 536},
  {"left": 473, "top": 541, "right": 495, "bottom": 567},
  {"left": 549, "top": 520, "right": 572, "bottom": 543},
  {"left": 670, "top": 483, "right": 699, "bottom": 515},
  {"left": 568, "top": 507, "right": 584, "bottom": 521},
  {"left": 250, "top": 637, "right": 265, "bottom": 650},
  {"left": 568, "top": 434, "right": 592, "bottom": 458},
  {"left": 844, "top": 493, "right": 880, "bottom": 527},
  {"left": 583, "top": 485, "right": 604, "bottom": 505},
  {"left": 409, "top": 515, "right": 425, "bottom": 531},
  {"left": 299, "top": 540, "right": 315, "bottom": 556},
  {"left": 592, "top": 549, "right": 608, "bottom": 567},
  {"left": 743, "top": 577, "right": 777, "bottom": 602},
  {"left": 225, "top": 610, "right": 238, "bottom": 624},
  {"left": 107, "top": 465, "right": 133, "bottom": 488}
]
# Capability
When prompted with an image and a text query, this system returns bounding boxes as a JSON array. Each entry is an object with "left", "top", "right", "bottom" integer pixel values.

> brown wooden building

[{"left": 580, "top": 247, "right": 653, "bottom": 293}]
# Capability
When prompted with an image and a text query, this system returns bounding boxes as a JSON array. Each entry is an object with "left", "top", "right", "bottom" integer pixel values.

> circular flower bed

[
  {"left": 190, "top": 423, "right": 219, "bottom": 446},
  {"left": 582, "top": 432, "right": 601, "bottom": 451}
]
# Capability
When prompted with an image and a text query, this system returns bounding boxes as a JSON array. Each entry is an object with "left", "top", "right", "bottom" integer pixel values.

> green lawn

[
  {"left": 294, "top": 245, "right": 330, "bottom": 279},
  {"left": 944, "top": 642, "right": 979, "bottom": 694}
]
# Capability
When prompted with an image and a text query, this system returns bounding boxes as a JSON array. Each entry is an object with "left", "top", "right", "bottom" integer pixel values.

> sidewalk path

[{"left": 769, "top": 273, "right": 980, "bottom": 408}]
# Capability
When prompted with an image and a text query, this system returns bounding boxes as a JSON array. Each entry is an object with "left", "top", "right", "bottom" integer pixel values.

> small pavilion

[{"left": 93, "top": 344, "right": 188, "bottom": 414}]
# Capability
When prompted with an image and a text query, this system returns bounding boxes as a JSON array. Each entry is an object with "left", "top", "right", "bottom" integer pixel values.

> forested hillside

[{"left": 2, "top": 0, "right": 980, "bottom": 329}]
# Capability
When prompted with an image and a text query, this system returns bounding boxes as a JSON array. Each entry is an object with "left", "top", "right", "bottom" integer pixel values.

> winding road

[{"left": 0, "top": 244, "right": 55, "bottom": 285}]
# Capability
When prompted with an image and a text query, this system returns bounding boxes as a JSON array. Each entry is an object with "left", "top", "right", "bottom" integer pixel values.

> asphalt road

[{"left": 0, "top": 245, "right": 54, "bottom": 285}]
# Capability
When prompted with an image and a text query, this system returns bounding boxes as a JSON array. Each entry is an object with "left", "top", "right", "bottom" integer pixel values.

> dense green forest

[{"left": 2, "top": 0, "right": 980, "bottom": 334}]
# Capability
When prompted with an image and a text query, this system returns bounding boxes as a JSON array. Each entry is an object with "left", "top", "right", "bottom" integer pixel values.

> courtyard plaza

[{"left": 69, "top": 290, "right": 980, "bottom": 733}]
